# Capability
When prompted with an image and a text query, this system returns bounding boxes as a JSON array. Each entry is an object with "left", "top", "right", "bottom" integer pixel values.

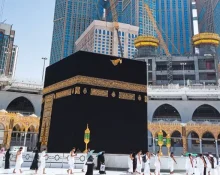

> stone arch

[
  {"left": 13, "top": 124, "right": 22, "bottom": 131},
  {"left": 152, "top": 104, "right": 181, "bottom": 121},
  {"left": 186, "top": 130, "right": 199, "bottom": 138},
  {"left": 28, "top": 125, "right": 36, "bottom": 132},
  {"left": 187, "top": 131, "right": 200, "bottom": 152},
  {"left": 171, "top": 130, "right": 182, "bottom": 147},
  {"left": 202, "top": 131, "right": 215, "bottom": 145},
  {"left": 6, "top": 96, "right": 35, "bottom": 115},
  {"left": 192, "top": 104, "right": 220, "bottom": 121},
  {"left": 170, "top": 130, "right": 182, "bottom": 137}
]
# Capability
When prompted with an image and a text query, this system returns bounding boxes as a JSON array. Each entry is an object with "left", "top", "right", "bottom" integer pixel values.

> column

[
  {"left": 20, "top": 133, "right": 22, "bottom": 145},
  {"left": 194, "top": 56, "right": 199, "bottom": 83},
  {"left": 6, "top": 129, "right": 12, "bottom": 149},
  {"left": 23, "top": 132, "right": 27, "bottom": 147},
  {"left": 182, "top": 136, "right": 188, "bottom": 154},
  {"left": 200, "top": 139, "right": 202, "bottom": 153},
  {"left": 152, "top": 58, "right": 156, "bottom": 85},
  {"left": 215, "top": 140, "right": 219, "bottom": 157},
  {"left": 3, "top": 130, "right": 8, "bottom": 146},
  {"left": 16, "top": 133, "right": 18, "bottom": 142},
  {"left": 153, "top": 137, "right": 155, "bottom": 153},
  {"left": 30, "top": 134, "right": 33, "bottom": 148}
]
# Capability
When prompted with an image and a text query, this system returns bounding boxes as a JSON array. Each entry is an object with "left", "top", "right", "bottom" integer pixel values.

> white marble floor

[{"left": 0, "top": 168, "right": 184, "bottom": 175}]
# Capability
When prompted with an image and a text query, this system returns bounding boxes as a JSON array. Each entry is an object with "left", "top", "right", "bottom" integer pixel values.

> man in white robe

[
  {"left": 209, "top": 154, "right": 218, "bottom": 175},
  {"left": 143, "top": 151, "right": 151, "bottom": 175},
  {"left": 185, "top": 154, "right": 194, "bottom": 175},
  {"left": 13, "top": 147, "right": 23, "bottom": 174},
  {"left": 39, "top": 148, "right": 48, "bottom": 174},
  {"left": 168, "top": 152, "right": 177, "bottom": 174},
  {"left": 128, "top": 152, "right": 133, "bottom": 173},
  {"left": 136, "top": 150, "right": 142, "bottom": 174},
  {"left": 154, "top": 151, "right": 161, "bottom": 175},
  {"left": 196, "top": 154, "right": 206, "bottom": 175},
  {"left": 205, "top": 155, "right": 211, "bottom": 175}
]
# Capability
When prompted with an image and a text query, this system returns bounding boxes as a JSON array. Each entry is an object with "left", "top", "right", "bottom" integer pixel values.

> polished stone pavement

[{"left": 0, "top": 168, "right": 184, "bottom": 175}]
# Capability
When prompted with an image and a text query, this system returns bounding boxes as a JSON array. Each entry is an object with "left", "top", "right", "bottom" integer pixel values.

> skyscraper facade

[
  {"left": 105, "top": 0, "right": 123, "bottom": 23},
  {"left": 0, "top": 24, "right": 18, "bottom": 78},
  {"left": 196, "top": 0, "right": 220, "bottom": 59},
  {"left": 107, "top": 0, "right": 156, "bottom": 36},
  {"left": 156, "top": 0, "right": 193, "bottom": 55},
  {"left": 122, "top": 0, "right": 156, "bottom": 36},
  {"left": 106, "top": 0, "right": 193, "bottom": 55},
  {"left": 50, "top": 0, "right": 103, "bottom": 65}
]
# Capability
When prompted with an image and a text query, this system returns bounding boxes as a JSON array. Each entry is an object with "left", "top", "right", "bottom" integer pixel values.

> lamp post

[
  {"left": 158, "top": 129, "right": 164, "bottom": 156},
  {"left": 146, "top": 62, "right": 150, "bottom": 87},
  {"left": 42, "top": 57, "right": 47, "bottom": 83},
  {"left": 180, "top": 63, "right": 187, "bottom": 87},
  {"left": 84, "top": 124, "right": 90, "bottom": 153}
]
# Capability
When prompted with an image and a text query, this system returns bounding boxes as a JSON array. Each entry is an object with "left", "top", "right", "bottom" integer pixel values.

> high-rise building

[
  {"left": 0, "top": 23, "right": 18, "bottom": 78},
  {"left": 105, "top": 0, "right": 156, "bottom": 36},
  {"left": 106, "top": 0, "right": 193, "bottom": 55},
  {"left": 9, "top": 45, "right": 18, "bottom": 77},
  {"left": 156, "top": 0, "right": 193, "bottom": 55},
  {"left": 196, "top": 0, "right": 220, "bottom": 59},
  {"left": 122, "top": 0, "right": 156, "bottom": 36},
  {"left": 105, "top": 0, "right": 123, "bottom": 22},
  {"left": 75, "top": 20, "right": 138, "bottom": 58},
  {"left": 50, "top": 0, "right": 103, "bottom": 65}
]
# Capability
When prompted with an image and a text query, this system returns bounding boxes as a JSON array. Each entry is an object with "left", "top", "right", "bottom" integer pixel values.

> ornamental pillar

[
  {"left": 182, "top": 136, "right": 188, "bottom": 154},
  {"left": 152, "top": 137, "right": 156, "bottom": 153},
  {"left": 200, "top": 139, "right": 202, "bottom": 154},
  {"left": 6, "top": 129, "right": 12, "bottom": 149},
  {"left": 23, "top": 132, "right": 27, "bottom": 146},
  {"left": 182, "top": 126, "right": 187, "bottom": 154},
  {"left": 3, "top": 130, "right": 8, "bottom": 146},
  {"left": 215, "top": 140, "right": 219, "bottom": 157}
]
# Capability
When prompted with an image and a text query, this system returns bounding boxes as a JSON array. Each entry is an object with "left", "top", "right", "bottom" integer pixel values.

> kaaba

[{"left": 39, "top": 51, "right": 147, "bottom": 154}]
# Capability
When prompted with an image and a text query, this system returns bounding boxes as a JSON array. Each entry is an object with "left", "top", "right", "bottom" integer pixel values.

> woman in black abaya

[
  {"left": 98, "top": 152, "right": 106, "bottom": 174},
  {"left": 4, "top": 148, "right": 11, "bottom": 169},
  {"left": 86, "top": 155, "right": 94, "bottom": 175},
  {"left": 30, "top": 150, "right": 39, "bottom": 174}
]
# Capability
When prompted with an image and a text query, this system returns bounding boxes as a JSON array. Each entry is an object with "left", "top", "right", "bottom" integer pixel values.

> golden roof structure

[
  {"left": 192, "top": 33, "right": 220, "bottom": 46},
  {"left": 134, "top": 36, "right": 159, "bottom": 48},
  {"left": 0, "top": 110, "right": 40, "bottom": 148}
]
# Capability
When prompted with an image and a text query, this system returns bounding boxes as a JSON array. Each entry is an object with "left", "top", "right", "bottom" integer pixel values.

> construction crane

[
  {"left": 145, "top": 4, "right": 173, "bottom": 84},
  {"left": 109, "top": 0, "right": 124, "bottom": 58}
]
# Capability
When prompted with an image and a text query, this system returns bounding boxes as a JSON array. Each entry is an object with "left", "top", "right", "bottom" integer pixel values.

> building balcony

[{"left": 155, "top": 70, "right": 195, "bottom": 75}]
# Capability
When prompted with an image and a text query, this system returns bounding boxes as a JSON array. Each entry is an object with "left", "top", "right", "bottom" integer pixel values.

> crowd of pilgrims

[
  {"left": 69, "top": 147, "right": 106, "bottom": 175},
  {"left": 1, "top": 146, "right": 220, "bottom": 175},
  {"left": 185, "top": 153, "right": 219, "bottom": 175},
  {"left": 128, "top": 150, "right": 220, "bottom": 175},
  {"left": 0, "top": 146, "right": 48, "bottom": 174}
]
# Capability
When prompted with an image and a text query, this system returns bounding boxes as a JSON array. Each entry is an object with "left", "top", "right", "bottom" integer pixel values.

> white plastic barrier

[{"left": 1, "top": 152, "right": 87, "bottom": 169}]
